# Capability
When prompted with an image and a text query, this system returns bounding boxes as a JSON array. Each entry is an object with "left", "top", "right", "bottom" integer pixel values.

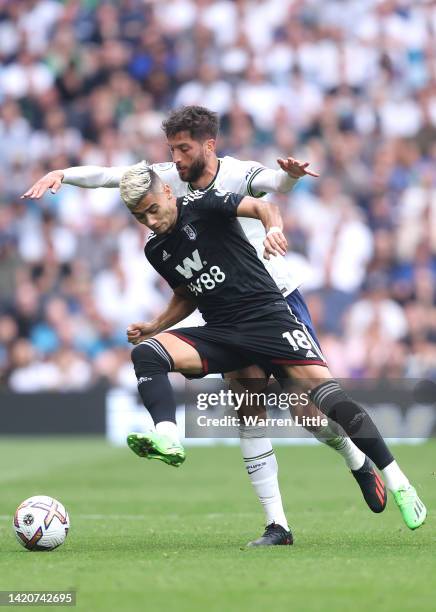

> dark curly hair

[{"left": 162, "top": 105, "right": 219, "bottom": 141}]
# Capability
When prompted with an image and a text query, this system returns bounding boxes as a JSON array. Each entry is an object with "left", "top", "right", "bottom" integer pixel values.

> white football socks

[
  {"left": 312, "top": 421, "right": 366, "bottom": 471},
  {"left": 239, "top": 425, "right": 289, "bottom": 531},
  {"left": 156, "top": 421, "right": 180, "bottom": 442},
  {"left": 381, "top": 460, "right": 410, "bottom": 492}
]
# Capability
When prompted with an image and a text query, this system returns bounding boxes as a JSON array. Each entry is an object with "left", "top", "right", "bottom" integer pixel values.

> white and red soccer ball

[{"left": 13, "top": 495, "right": 70, "bottom": 551}]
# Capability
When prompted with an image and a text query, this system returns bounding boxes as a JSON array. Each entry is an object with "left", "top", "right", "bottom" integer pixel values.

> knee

[
  {"left": 131, "top": 342, "right": 154, "bottom": 367},
  {"left": 131, "top": 340, "right": 173, "bottom": 375},
  {"left": 225, "top": 369, "right": 268, "bottom": 418},
  {"left": 226, "top": 365, "right": 269, "bottom": 394},
  {"left": 131, "top": 343, "right": 144, "bottom": 365}
]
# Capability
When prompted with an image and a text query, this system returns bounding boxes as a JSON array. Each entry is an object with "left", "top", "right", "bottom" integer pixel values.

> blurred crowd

[{"left": 1, "top": 0, "right": 436, "bottom": 392}]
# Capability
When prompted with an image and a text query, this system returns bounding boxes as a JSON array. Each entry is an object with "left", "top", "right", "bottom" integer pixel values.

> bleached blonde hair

[{"left": 120, "top": 161, "right": 163, "bottom": 210}]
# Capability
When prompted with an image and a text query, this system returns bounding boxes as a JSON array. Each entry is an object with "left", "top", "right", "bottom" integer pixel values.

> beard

[{"left": 180, "top": 156, "right": 207, "bottom": 183}]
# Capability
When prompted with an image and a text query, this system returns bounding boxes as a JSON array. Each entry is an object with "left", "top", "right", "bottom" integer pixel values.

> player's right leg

[
  {"left": 238, "top": 309, "right": 425, "bottom": 528},
  {"left": 128, "top": 329, "right": 253, "bottom": 468},
  {"left": 282, "top": 294, "right": 426, "bottom": 527},
  {"left": 282, "top": 364, "right": 427, "bottom": 530},
  {"left": 127, "top": 332, "right": 203, "bottom": 467},
  {"left": 284, "top": 291, "right": 381, "bottom": 503}
]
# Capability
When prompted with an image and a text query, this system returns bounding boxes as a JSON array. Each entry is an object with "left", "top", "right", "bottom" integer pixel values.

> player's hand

[
  {"left": 21, "top": 170, "right": 64, "bottom": 199},
  {"left": 126, "top": 322, "right": 158, "bottom": 345},
  {"left": 277, "top": 157, "right": 319, "bottom": 178},
  {"left": 263, "top": 228, "right": 288, "bottom": 260}
]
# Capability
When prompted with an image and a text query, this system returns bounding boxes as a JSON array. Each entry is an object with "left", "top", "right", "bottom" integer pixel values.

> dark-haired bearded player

[{"left": 23, "top": 106, "right": 426, "bottom": 543}]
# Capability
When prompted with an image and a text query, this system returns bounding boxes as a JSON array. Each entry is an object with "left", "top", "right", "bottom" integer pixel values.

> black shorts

[{"left": 167, "top": 310, "right": 326, "bottom": 379}]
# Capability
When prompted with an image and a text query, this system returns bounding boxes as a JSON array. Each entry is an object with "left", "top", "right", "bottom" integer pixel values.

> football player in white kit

[{"left": 23, "top": 106, "right": 425, "bottom": 543}]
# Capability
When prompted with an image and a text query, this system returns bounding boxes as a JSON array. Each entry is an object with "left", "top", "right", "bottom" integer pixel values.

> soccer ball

[{"left": 13, "top": 495, "right": 70, "bottom": 551}]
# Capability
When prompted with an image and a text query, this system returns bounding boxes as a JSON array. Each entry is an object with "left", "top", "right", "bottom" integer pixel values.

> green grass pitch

[{"left": 0, "top": 438, "right": 434, "bottom": 612}]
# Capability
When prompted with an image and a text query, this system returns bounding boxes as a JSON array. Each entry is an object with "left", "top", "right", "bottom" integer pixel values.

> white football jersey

[{"left": 150, "top": 156, "right": 299, "bottom": 295}]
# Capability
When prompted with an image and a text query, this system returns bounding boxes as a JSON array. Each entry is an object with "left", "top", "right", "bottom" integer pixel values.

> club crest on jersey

[{"left": 182, "top": 224, "right": 197, "bottom": 241}]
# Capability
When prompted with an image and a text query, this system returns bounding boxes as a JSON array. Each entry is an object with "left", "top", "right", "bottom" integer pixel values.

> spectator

[{"left": 1, "top": 0, "right": 435, "bottom": 389}]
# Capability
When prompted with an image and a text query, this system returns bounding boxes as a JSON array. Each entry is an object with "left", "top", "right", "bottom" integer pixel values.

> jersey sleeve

[
  {"left": 62, "top": 165, "right": 129, "bottom": 188},
  {"left": 194, "top": 189, "right": 244, "bottom": 217},
  {"left": 239, "top": 160, "right": 298, "bottom": 196},
  {"left": 243, "top": 162, "right": 268, "bottom": 198}
]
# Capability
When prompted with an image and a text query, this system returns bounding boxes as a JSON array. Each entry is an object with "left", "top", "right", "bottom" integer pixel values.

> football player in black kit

[
  {"left": 24, "top": 107, "right": 426, "bottom": 544},
  {"left": 120, "top": 164, "right": 426, "bottom": 545}
]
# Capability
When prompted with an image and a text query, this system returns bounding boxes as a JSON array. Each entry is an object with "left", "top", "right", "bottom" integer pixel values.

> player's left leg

[{"left": 282, "top": 364, "right": 427, "bottom": 530}]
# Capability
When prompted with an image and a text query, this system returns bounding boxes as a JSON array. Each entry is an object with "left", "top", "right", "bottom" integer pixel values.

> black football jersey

[{"left": 144, "top": 189, "right": 289, "bottom": 325}]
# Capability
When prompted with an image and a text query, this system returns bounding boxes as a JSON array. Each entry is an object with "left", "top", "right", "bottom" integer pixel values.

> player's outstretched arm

[
  {"left": 250, "top": 156, "right": 319, "bottom": 195},
  {"left": 21, "top": 165, "right": 131, "bottom": 199},
  {"left": 236, "top": 197, "right": 288, "bottom": 260},
  {"left": 126, "top": 288, "right": 197, "bottom": 345}
]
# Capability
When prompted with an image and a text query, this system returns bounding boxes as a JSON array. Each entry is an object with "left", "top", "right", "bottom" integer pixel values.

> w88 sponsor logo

[{"left": 188, "top": 266, "right": 226, "bottom": 295}]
